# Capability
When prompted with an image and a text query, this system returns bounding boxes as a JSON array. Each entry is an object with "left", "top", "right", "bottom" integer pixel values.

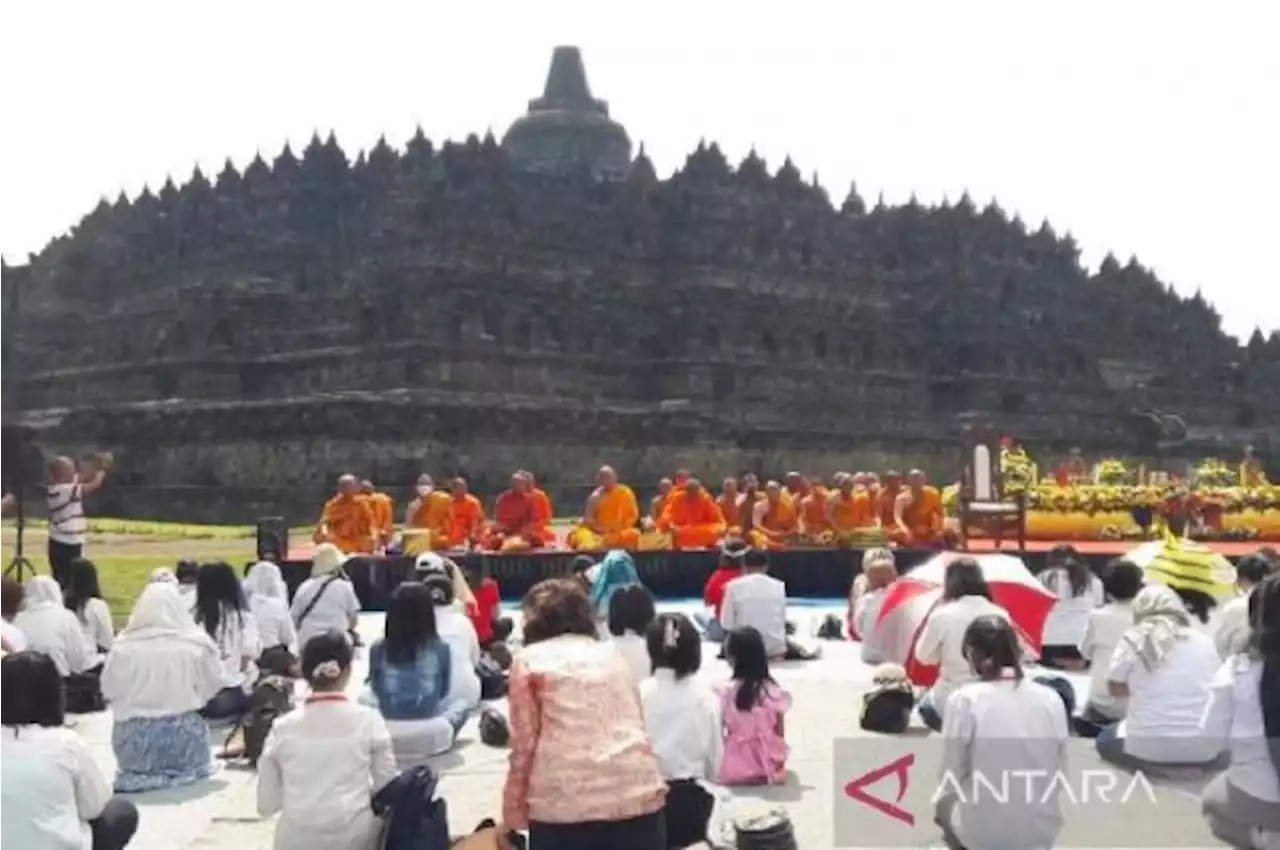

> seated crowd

[
  {"left": 314, "top": 464, "right": 950, "bottom": 557},
  {"left": 2, "top": 540, "right": 1278, "bottom": 850}
]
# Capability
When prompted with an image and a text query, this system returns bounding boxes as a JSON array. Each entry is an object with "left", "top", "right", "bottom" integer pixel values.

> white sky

[{"left": 3, "top": 0, "right": 1277, "bottom": 339}]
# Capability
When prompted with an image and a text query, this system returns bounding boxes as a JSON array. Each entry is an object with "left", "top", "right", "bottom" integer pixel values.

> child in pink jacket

[{"left": 717, "top": 627, "right": 792, "bottom": 785}]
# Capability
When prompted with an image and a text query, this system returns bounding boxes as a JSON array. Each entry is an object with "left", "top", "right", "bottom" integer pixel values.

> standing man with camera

[{"left": 45, "top": 452, "right": 112, "bottom": 587}]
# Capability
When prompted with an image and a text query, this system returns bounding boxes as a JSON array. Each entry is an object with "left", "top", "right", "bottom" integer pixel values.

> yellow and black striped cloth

[{"left": 1130, "top": 532, "right": 1237, "bottom": 601}]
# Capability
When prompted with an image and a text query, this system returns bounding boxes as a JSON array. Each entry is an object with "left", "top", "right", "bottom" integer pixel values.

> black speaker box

[{"left": 256, "top": 516, "right": 289, "bottom": 562}]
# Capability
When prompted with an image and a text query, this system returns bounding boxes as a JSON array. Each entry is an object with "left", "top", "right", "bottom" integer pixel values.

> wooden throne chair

[{"left": 958, "top": 426, "right": 1027, "bottom": 551}]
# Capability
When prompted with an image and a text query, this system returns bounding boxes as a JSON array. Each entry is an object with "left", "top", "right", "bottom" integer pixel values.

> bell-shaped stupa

[{"left": 502, "top": 46, "right": 632, "bottom": 179}]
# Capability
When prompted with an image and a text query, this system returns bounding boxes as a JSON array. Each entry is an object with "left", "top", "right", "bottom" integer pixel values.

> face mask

[{"left": 416, "top": 485, "right": 431, "bottom": 497}]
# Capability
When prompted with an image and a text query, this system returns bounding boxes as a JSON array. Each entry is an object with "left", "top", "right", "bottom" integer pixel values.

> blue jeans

[
  {"left": 201, "top": 686, "right": 251, "bottom": 720},
  {"left": 918, "top": 689, "right": 943, "bottom": 732},
  {"left": 692, "top": 610, "right": 726, "bottom": 643}
]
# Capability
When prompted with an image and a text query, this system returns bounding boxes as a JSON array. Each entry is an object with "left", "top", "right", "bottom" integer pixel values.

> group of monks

[
  {"left": 315, "top": 466, "right": 946, "bottom": 556},
  {"left": 628, "top": 468, "right": 945, "bottom": 551}
]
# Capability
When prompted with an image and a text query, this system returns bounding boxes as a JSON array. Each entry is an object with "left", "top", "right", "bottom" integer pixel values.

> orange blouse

[{"left": 502, "top": 635, "right": 666, "bottom": 828}]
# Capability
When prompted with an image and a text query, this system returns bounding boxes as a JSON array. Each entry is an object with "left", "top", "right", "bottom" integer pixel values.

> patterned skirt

[{"left": 113, "top": 711, "right": 214, "bottom": 793}]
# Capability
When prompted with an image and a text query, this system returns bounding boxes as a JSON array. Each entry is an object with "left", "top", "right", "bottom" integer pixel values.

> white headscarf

[
  {"left": 117, "top": 583, "right": 213, "bottom": 649},
  {"left": 1121, "top": 583, "right": 1191, "bottom": 671},
  {"left": 22, "top": 576, "right": 63, "bottom": 611},
  {"left": 244, "top": 561, "right": 288, "bottom": 602},
  {"left": 149, "top": 568, "right": 178, "bottom": 585}
]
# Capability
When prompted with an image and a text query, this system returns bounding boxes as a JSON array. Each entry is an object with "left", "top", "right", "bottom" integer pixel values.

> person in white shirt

[
  {"left": 65, "top": 559, "right": 115, "bottom": 653},
  {"left": 14, "top": 576, "right": 104, "bottom": 715},
  {"left": 608, "top": 584, "right": 656, "bottom": 683},
  {"left": 175, "top": 560, "right": 199, "bottom": 600},
  {"left": 1, "top": 650, "right": 140, "bottom": 850},
  {"left": 1211, "top": 553, "right": 1274, "bottom": 660},
  {"left": 852, "top": 548, "right": 897, "bottom": 663},
  {"left": 720, "top": 549, "right": 790, "bottom": 659},
  {"left": 416, "top": 558, "right": 483, "bottom": 734},
  {"left": 44, "top": 453, "right": 110, "bottom": 588},
  {"left": 192, "top": 563, "right": 260, "bottom": 720},
  {"left": 1075, "top": 558, "right": 1142, "bottom": 734},
  {"left": 102, "top": 583, "right": 223, "bottom": 792},
  {"left": 915, "top": 558, "right": 1014, "bottom": 732},
  {"left": 1201, "top": 575, "right": 1280, "bottom": 848},
  {"left": 244, "top": 561, "right": 299, "bottom": 676},
  {"left": 1100, "top": 583, "right": 1224, "bottom": 770},
  {"left": 639, "top": 613, "right": 722, "bottom": 849},
  {"left": 2, "top": 575, "right": 28, "bottom": 653},
  {"left": 257, "top": 630, "right": 399, "bottom": 850},
  {"left": 1039, "top": 546, "right": 1104, "bottom": 669},
  {"left": 935, "top": 615, "right": 1069, "bottom": 850},
  {"left": 291, "top": 544, "right": 361, "bottom": 651}
]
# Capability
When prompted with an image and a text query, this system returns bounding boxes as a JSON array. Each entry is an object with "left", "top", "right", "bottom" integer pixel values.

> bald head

[
  {"left": 765, "top": 480, "right": 784, "bottom": 502},
  {"left": 684, "top": 478, "right": 704, "bottom": 498},
  {"left": 338, "top": 474, "right": 359, "bottom": 495},
  {"left": 908, "top": 469, "right": 927, "bottom": 488},
  {"left": 598, "top": 466, "right": 618, "bottom": 488},
  {"left": 657, "top": 477, "right": 673, "bottom": 495},
  {"left": 416, "top": 473, "right": 434, "bottom": 488},
  {"left": 511, "top": 472, "right": 529, "bottom": 492},
  {"left": 451, "top": 477, "right": 469, "bottom": 496},
  {"left": 360, "top": 478, "right": 375, "bottom": 493}
]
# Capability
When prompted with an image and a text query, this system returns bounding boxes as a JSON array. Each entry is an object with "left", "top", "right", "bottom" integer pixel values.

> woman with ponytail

[
  {"left": 1201, "top": 573, "right": 1280, "bottom": 848},
  {"left": 256, "top": 631, "right": 398, "bottom": 850},
  {"left": 933, "top": 615, "right": 1069, "bottom": 850}
]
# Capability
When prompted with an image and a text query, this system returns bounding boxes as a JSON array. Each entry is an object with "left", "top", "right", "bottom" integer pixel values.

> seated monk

[
  {"left": 890, "top": 469, "right": 945, "bottom": 548},
  {"left": 748, "top": 480, "right": 799, "bottom": 549},
  {"left": 876, "top": 470, "right": 903, "bottom": 529},
  {"left": 446, "top": 477, "right": 487, "bottom": 549},
  {"left": 483, "top": 472, "right": 547, "bottom": 552},
  {"left": 648, "top": 477, "right": 674, "bottom": 526},
  {"left": 737, "top": 473, "right": 763, "bottom": 539},
  {"left": 569, "top": 465, "right": 641, "bottom": 550},
  {"left": 828, "top": 475, "right": 877, "bottom": 544},
  {"left": 797, "top": 476, "right": 833, "bottom": 543},
  {"left": 360, "top": 478, "right": 394, "bottom": 552},
  {"left": 716, "top": 476, "right": 742, "bottom": 533},
  {"left": 404, "top": 474, "right": 453, "bottom": 553},
  {"left": 314, "top": 473, "right": 377, "bottom": 554},
  {"left": 659, "top": 478, "right": 726, "bottom": 550},
  {"left": 526, "top": 471, "right": 556, "bottom": 548}
]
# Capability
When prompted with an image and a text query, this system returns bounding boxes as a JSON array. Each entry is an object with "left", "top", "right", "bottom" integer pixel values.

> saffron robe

[
  {"left": 316, "top": 495, "right": 377, "bottom": 554},
  {"left": 659, "top": 492, "right": 726, "bottom": 550},
  {"left": 798, "top": 486, "right": 832, "bottom": 539},
  {"left": 485, "top": 489, "right": 545, "bottom": 551},
  {"left": 447, "top": 494, "right": 487, "bottom": 548},
  {"left": 830, "top": 492, "right": 876, "bottom": 531},
  {"left": 367, "top": 492, "right": 394, "bottom": 545},
  {"left": 531, "top": 488, "right": 555, "bottom": 547},
  {"left": 406, "top": 490, "right": 453, "bottom": 553},
  {"left": 716, "top": 493, "right": 742, "bottom": 531},
  {"left": 892, "top": 486, "right": 945, "bottom": 545},
  {"left": 570, "top": 484, "right": 641, "bottom": 550},
  {"left": 748, "top": 498, "right": 799, "bottom": 550}
]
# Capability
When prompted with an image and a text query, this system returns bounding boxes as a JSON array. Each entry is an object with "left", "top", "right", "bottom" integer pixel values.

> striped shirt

[{"left": 46, "top": 482, "right": 86, "bottom": 545}]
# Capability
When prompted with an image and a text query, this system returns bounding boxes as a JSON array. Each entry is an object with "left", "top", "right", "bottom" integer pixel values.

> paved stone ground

[{"left": 71, "top": 602, "right": 1224, "bottom": 850}]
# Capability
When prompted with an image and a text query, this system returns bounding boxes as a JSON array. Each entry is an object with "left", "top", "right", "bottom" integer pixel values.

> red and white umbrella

[{"left": 872, "top": 552, "right": 1057, "bottom": 686}]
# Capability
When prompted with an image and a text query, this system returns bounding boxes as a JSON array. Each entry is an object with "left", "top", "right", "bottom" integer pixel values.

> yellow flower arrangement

[
  {"left": 1095, "top": 459, "right": 1130, "bottom": 486},
  {"left": 1195, "top": 459, "right": 1237, "bottom": 488}
]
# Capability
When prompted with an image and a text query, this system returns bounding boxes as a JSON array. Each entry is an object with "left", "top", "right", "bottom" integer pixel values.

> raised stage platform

[{"left": 276, "top": 538, "right": 1255, "bottom": 611}]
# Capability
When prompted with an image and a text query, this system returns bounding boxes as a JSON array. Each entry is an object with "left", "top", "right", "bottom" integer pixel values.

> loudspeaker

[
  {"left": 256, "top": 516, "right": 289, "bottom": 562},
  {"left": 1, "top": 424, "right": 44, "bottom": 494}
]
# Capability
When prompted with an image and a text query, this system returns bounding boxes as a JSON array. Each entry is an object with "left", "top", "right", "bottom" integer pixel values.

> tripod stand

[{"left": 5, "top": 486, "right": 38, "bottom": 581}]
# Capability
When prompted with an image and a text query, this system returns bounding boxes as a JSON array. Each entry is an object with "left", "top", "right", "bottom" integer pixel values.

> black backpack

[
  {"left": 222, "top": 675, "right": 293, "bottom": 767},
  {"left": 373, "top": 765, "right": 450, "bottom": 850}
]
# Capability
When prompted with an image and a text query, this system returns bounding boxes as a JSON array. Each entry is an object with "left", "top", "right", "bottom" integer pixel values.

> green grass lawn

[
  {"left": 11, "top": 550, "right": 255, "bottom": 626},
  {"left": 8, "top": 517, "right": 258, "bottom": 540}
]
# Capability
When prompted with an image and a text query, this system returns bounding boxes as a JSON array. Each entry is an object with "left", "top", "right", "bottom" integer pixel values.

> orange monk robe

[
  {"left": 485, "top": 489, "right": 545, "bottom": 551},
  {"left": 569, "top": 485, "right": 641, "bottom": 550},
  {"left": 406, "top": 490, "right": 453, "bottom": 552},
  {"left": 716, "top": 493, "right": 742, "bottom": 532},
  {"left": 748, "top": 498, "right": 799, "bottom": 550},
  {"left": 876, "top": 488, "right": 901, "bottom": 530},
  {"left": 892, "top": 486, "right": 945, "bottom": 546},
  {"left": 531, "top": 488, "right": 555, "bottom": 546},
  {"left": 368, "top": 492, "right": 394, "bottom": 545},
  {"left": 830, "top": 491, "right": 876, "bottom": 531},
  {"left": 798, "top": 486, "right": 832, "bottom": 538},
  {"left": 317, "top": 494, "right": 377, "bottom": 554},
  {"left": 659, "top": 492, "right": 726, "bottom": 550},
  {"left": 447, "top": 494, "right": 487, "bottom": 548}
]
